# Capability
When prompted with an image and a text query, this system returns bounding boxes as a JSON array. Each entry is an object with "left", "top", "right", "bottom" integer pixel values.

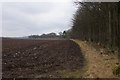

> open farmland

[{"left": 2, "top": 38, "right": 84, "bottom": 78}]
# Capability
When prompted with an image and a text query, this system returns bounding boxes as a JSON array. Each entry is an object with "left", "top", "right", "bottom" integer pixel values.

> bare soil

[{"left": 2, "top": 38, "right": 84, "bottom": 78}]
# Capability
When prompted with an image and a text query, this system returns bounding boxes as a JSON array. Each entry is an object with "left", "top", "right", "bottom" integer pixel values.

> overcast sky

[{"left": 2, "top": 0, "right": 77, "bottom": 37}]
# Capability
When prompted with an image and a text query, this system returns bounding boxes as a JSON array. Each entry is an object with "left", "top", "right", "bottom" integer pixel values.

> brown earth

[{"left": 2, "top": 38, "right": 84, "bottom": 78}]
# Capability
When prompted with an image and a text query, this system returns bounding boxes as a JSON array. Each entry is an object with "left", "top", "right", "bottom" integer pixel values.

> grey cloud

[
  {"left": 2, "top": 1, "right": 76, "bottom": 37},
  {"left": 3, "top": 2, "right": 54, "bottom": 14}
]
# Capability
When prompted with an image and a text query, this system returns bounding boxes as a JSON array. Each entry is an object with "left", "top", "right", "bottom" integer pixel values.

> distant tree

[
  {"left": 40, "top": 34, "right": 46, "bottom": 38},
  {"left": 47, "top": 33, "right": 57, "bottom": 38},
  {"left": 63, "top": 31, "right": 66, "bottom": 38},
  {"left": 28, "top": 35, "right": 40, "bottom": 38},
  {"left": 59, "top": 32, "right": 63, "bottom": 38},
  {"left": 65, "top": 29, "right": 73, "bottom": 38},
  {"left": 29, "top": 32, "right": 58, "bottom": 38}
]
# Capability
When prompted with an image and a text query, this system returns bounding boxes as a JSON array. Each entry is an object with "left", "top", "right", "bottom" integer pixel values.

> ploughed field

[{"left": 2, "top": 38, "right": 84, "bottom": 78}]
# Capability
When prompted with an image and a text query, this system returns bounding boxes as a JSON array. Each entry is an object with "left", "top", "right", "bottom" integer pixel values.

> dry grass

[{"left": 72, "top": 39, "right": 119, "bottom": 78}]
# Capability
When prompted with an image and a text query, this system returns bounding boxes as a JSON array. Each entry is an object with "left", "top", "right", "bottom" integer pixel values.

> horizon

[
  {"left": 1, "top": 0, "right": 77, "bottom": 37},
  {"left": 2, "top": 32, "right": 63, "bottom": 38}
]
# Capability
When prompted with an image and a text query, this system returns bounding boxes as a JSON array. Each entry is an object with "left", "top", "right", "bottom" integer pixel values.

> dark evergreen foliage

[{"left": 71, "top": 2, "right": 119, "bottom": 49}]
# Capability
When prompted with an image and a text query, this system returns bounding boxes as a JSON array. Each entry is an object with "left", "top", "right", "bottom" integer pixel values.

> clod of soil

[{"left": 2, "top": 38, "right": 84, "bottom": 78}]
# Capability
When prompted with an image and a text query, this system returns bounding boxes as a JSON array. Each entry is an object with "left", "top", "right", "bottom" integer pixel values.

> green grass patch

[
  {"left": 56, "top": 65, "right": 88, "bottom": 78},
  {"left": 112, "top": 65, "right": 120, "bottom": 76}
]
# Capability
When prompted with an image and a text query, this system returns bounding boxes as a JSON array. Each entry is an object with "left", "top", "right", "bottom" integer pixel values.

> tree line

[
  {"left": 68, "top": 2, "right": 120, "bottom": 59},
  {"left": 70, "top": 2, "right": 120, "bottom": 49},
  {"left": 28, "top": 31, "right": 70, "bottom": 39}
]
